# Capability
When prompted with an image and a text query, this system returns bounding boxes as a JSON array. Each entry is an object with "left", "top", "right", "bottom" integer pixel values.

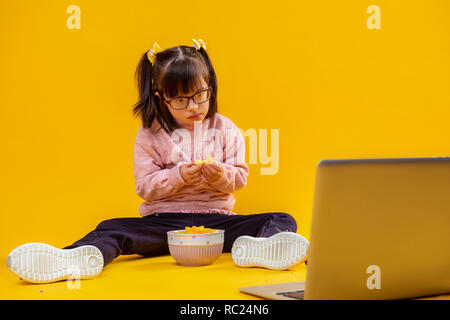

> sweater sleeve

[
  {"left": 208, "top": 124, "right": 249, "bottom": 193},
  {"left": 134, "top": 128, "right": 187, "bottom": 202}
]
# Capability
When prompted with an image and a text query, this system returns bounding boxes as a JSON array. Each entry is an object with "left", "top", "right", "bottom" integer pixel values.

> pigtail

[
  {"left": 132, "top": 52, "right": 158, "bottom": 128},
  {"left": 197, "top": 47, "right": 218, "bottom": 115}
]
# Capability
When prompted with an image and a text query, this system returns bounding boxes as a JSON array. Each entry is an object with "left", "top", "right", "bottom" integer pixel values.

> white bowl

[{"left": 167, "top": 230, "right": 224, "bottom": 266}]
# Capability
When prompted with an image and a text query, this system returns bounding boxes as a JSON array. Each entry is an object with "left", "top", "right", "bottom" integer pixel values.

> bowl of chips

[{"left": 167, "top": 226, "right": 225, "bottom": 267}]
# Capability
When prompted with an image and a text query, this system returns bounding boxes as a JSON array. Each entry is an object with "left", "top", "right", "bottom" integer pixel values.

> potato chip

[
  {"left": 175, "top": 225, "right": 219, "bottom": 234},
  {"left": 194, "top": 156, "right": 215, "bottom": 165}
]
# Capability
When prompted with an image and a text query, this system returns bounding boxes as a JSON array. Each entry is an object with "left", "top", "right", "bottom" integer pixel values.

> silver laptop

[{"left": 240, "top": 157, "right": 450, "bottom": 300}]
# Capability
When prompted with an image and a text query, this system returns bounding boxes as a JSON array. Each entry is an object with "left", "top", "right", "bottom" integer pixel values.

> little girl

[{"left": 6, "top": 39, "right": 309, "bottom": 284}]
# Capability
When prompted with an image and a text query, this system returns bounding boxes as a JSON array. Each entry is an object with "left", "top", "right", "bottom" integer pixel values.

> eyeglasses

[{"left": 159, "top": 87, "right": 212, "bottom": 110}]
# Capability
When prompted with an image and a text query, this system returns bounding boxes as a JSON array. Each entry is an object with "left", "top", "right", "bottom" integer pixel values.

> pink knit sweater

[{"left": 134, "top": 113, "right": 249, "bottom": 217}]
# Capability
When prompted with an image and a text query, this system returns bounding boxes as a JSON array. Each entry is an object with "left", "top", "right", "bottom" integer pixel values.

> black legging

[{"left": 63, "top": 212, "right": 297, "bottom": 266}]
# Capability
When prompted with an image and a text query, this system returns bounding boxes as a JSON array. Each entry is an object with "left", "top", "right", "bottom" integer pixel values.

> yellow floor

[
  {"left": 0, "top": 253, "right": 307, "bottom": 300},
  {"left": 1, "top": 253, "right": 449, "bottom": 300}
]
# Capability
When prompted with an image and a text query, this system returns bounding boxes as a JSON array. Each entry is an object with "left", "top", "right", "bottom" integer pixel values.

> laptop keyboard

[{"left": 276, "top": 290, "right": 305, "bottom": 300}]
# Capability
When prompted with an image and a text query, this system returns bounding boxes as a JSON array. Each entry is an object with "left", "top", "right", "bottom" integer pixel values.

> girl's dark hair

[{"left": 132, "top": 45, "right": 218, "bottom": 133}]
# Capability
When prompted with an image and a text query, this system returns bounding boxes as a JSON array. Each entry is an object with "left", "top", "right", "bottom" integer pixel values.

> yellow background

[{"left": 1, "top": 0, "right": 449, "bottom": 299}]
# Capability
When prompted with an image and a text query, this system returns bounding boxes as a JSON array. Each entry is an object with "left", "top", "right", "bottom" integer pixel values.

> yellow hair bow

[
  {"left": 192, "top": 38, "right": 207, "bottom": 51},
  {"left": 147, "top": 42, "right": 162, "bottom": 64}
]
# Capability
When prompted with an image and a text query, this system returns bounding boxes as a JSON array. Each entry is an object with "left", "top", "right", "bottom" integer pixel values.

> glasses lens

[
  {"left": 171, "top": 98, "right": 189, "bottom": 109},
  {"left": 193, "top": 89, "right": 211, "bottom": 103}
]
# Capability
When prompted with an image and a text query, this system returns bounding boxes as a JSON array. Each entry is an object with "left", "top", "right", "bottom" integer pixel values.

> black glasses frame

[{"left": 158, "top": 87, "right": 212, "bottom": 110}]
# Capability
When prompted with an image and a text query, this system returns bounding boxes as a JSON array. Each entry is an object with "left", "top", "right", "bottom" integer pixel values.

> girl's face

[{"left": 156, "top": 78, "right": 210, "bottom": 130}]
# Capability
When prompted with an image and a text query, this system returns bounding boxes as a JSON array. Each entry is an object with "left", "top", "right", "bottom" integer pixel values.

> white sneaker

[
  {"left": 6, "top": 243, "right": 104, "bottom": 283},
  {"left": 231, "top": 232, "right": 309, "bottom": 270}
]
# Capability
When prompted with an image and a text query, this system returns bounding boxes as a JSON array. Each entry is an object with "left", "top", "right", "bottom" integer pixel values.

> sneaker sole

[
  {"left": 231, "top": 232, "right": 309, "bottom": 270},
  {"left": 6, "top": 243, "right": 103, "bottom": 283}
]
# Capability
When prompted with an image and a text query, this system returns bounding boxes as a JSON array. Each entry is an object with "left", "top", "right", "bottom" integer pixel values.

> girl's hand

[
  {"left": 180, "top": 163, "right": 203, "bottom": 185},
  {"left": 202, "top": 161, "right": 225, "bottom": 183}
]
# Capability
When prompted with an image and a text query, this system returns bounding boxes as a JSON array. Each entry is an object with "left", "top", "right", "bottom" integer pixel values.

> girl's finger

[
  {"left": 201, "top": 169, "right": 209, "bottom": 180},
  {"left": 203, "top": 166, "right": 217, "bottom": 178},
  {"left": 187, "top": 172, "right": 201, "bottom": 182},
  {"left": 190, "top": 176, "right": 203, "bottom": 184},
  {"left": 187, "top": 168, "right": 201, "bottom": 176},
  {"left": 202, "top": 165, "right": 213, "bottom": 175},
  {"left": 204, "top": 166, "right": 221, "bottom": 180},
  {"left": 188, "top": 165, "right": 202, "bottom": 174},
  {"left": 204, "top": 163, "right": 219, "bottom": 173},
  {"left": 212, "top": 162, "right": 224, "bottom": 172},
  {"left": 192, "top": 170, "right": 202, "bottom": 178}
]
